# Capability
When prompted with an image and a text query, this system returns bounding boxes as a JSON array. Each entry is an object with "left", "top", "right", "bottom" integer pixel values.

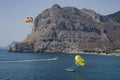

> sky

[{"left": 0, "top": 0, "right": 120, "bottom": 47}]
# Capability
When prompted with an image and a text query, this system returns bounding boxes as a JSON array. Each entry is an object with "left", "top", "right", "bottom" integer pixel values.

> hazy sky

[{"left": 0, "top": 0, "right": 120, "bottom": 47}]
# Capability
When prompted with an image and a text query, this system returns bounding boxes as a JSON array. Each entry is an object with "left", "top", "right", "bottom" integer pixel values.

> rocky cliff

[{"left": 9, "top": 4, "right": 120, "bottom": 53}]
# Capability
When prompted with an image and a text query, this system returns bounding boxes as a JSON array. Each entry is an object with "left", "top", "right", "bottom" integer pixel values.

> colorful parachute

[
  {"left": 75, "top": 55, "right": 85, "bottom": 66},
  {"left": 24, "top": 17, "right": 33, "bottom": 23}
]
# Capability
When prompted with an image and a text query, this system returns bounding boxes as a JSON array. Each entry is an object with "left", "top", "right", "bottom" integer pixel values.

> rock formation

[{"left": 9, "top": 4, "right": 120, "bottom": 53}]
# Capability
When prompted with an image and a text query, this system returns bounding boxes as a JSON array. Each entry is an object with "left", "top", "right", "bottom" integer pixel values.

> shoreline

[
  {"left": 6, "top": 49, "right": 120, "bottom": 56},
  {"left": 67, "top": 51, "right": 120, "bottom": 56}
]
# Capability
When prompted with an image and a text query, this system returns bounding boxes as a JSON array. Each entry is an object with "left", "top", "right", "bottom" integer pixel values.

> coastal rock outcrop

[{"left": 9, "top": 4, "right": 120, "bottom": 53}]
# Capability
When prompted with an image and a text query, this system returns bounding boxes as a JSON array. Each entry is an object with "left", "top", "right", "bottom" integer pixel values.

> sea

[{"left": 0, "top": 50, "right": 120, "bottom": 80}]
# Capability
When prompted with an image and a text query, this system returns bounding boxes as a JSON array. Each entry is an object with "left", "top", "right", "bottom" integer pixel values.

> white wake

[{"left": 0, "top": 57, "right": 58, "bottom": 63}]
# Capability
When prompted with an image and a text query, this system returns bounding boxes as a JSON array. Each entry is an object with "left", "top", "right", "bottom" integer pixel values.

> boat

[{"left": 65, "top": 67, "right": 75, "bottom": 72}]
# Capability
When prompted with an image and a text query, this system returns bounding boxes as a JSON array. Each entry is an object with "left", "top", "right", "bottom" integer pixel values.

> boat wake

[{"left": 0, "top": 57, "right": 58, "bottom": 63}]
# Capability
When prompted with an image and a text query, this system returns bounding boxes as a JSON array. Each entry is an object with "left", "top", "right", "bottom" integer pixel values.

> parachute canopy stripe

[{"left": 75, "top": 61, "right": 85, "bottom": 66}]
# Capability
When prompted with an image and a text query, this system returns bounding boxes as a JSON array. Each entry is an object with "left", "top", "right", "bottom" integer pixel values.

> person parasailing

[{"left": 24, "top": 17, "right": 33, "bottom": 28}]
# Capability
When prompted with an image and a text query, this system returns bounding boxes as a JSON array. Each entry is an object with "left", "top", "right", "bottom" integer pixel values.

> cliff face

[{"left": 9, "top": 4, "right": 120, "bottom": 53}]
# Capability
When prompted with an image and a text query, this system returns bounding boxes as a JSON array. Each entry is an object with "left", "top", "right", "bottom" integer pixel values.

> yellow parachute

[
  {"left": 24, "top": 17, "right": 33, "bottom": 23},
  {"left": 75, "top": 55, "right": 85, "bottom": 66}
]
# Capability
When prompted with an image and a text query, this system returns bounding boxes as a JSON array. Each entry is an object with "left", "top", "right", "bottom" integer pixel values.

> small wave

[{"left": 0, "top": 57, "right": 58, "bottom": 63}]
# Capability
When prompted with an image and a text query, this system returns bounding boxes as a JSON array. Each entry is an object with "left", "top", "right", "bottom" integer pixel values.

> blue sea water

[{"left": 0, "top": 50, "right": 120, "bottom": 80}]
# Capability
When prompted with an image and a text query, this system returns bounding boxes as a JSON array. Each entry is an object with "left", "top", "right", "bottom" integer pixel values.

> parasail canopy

[
  {"left": 24, "top": 17, "right": 33, "bottom": 23},
  {"left": 75, "top": 55, "right": 85, "bottom": 66}
]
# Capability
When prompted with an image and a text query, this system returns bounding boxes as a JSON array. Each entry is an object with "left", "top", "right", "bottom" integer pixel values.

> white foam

[{"left": 0, "top": 57, "right": 58, "bottom": 63}]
